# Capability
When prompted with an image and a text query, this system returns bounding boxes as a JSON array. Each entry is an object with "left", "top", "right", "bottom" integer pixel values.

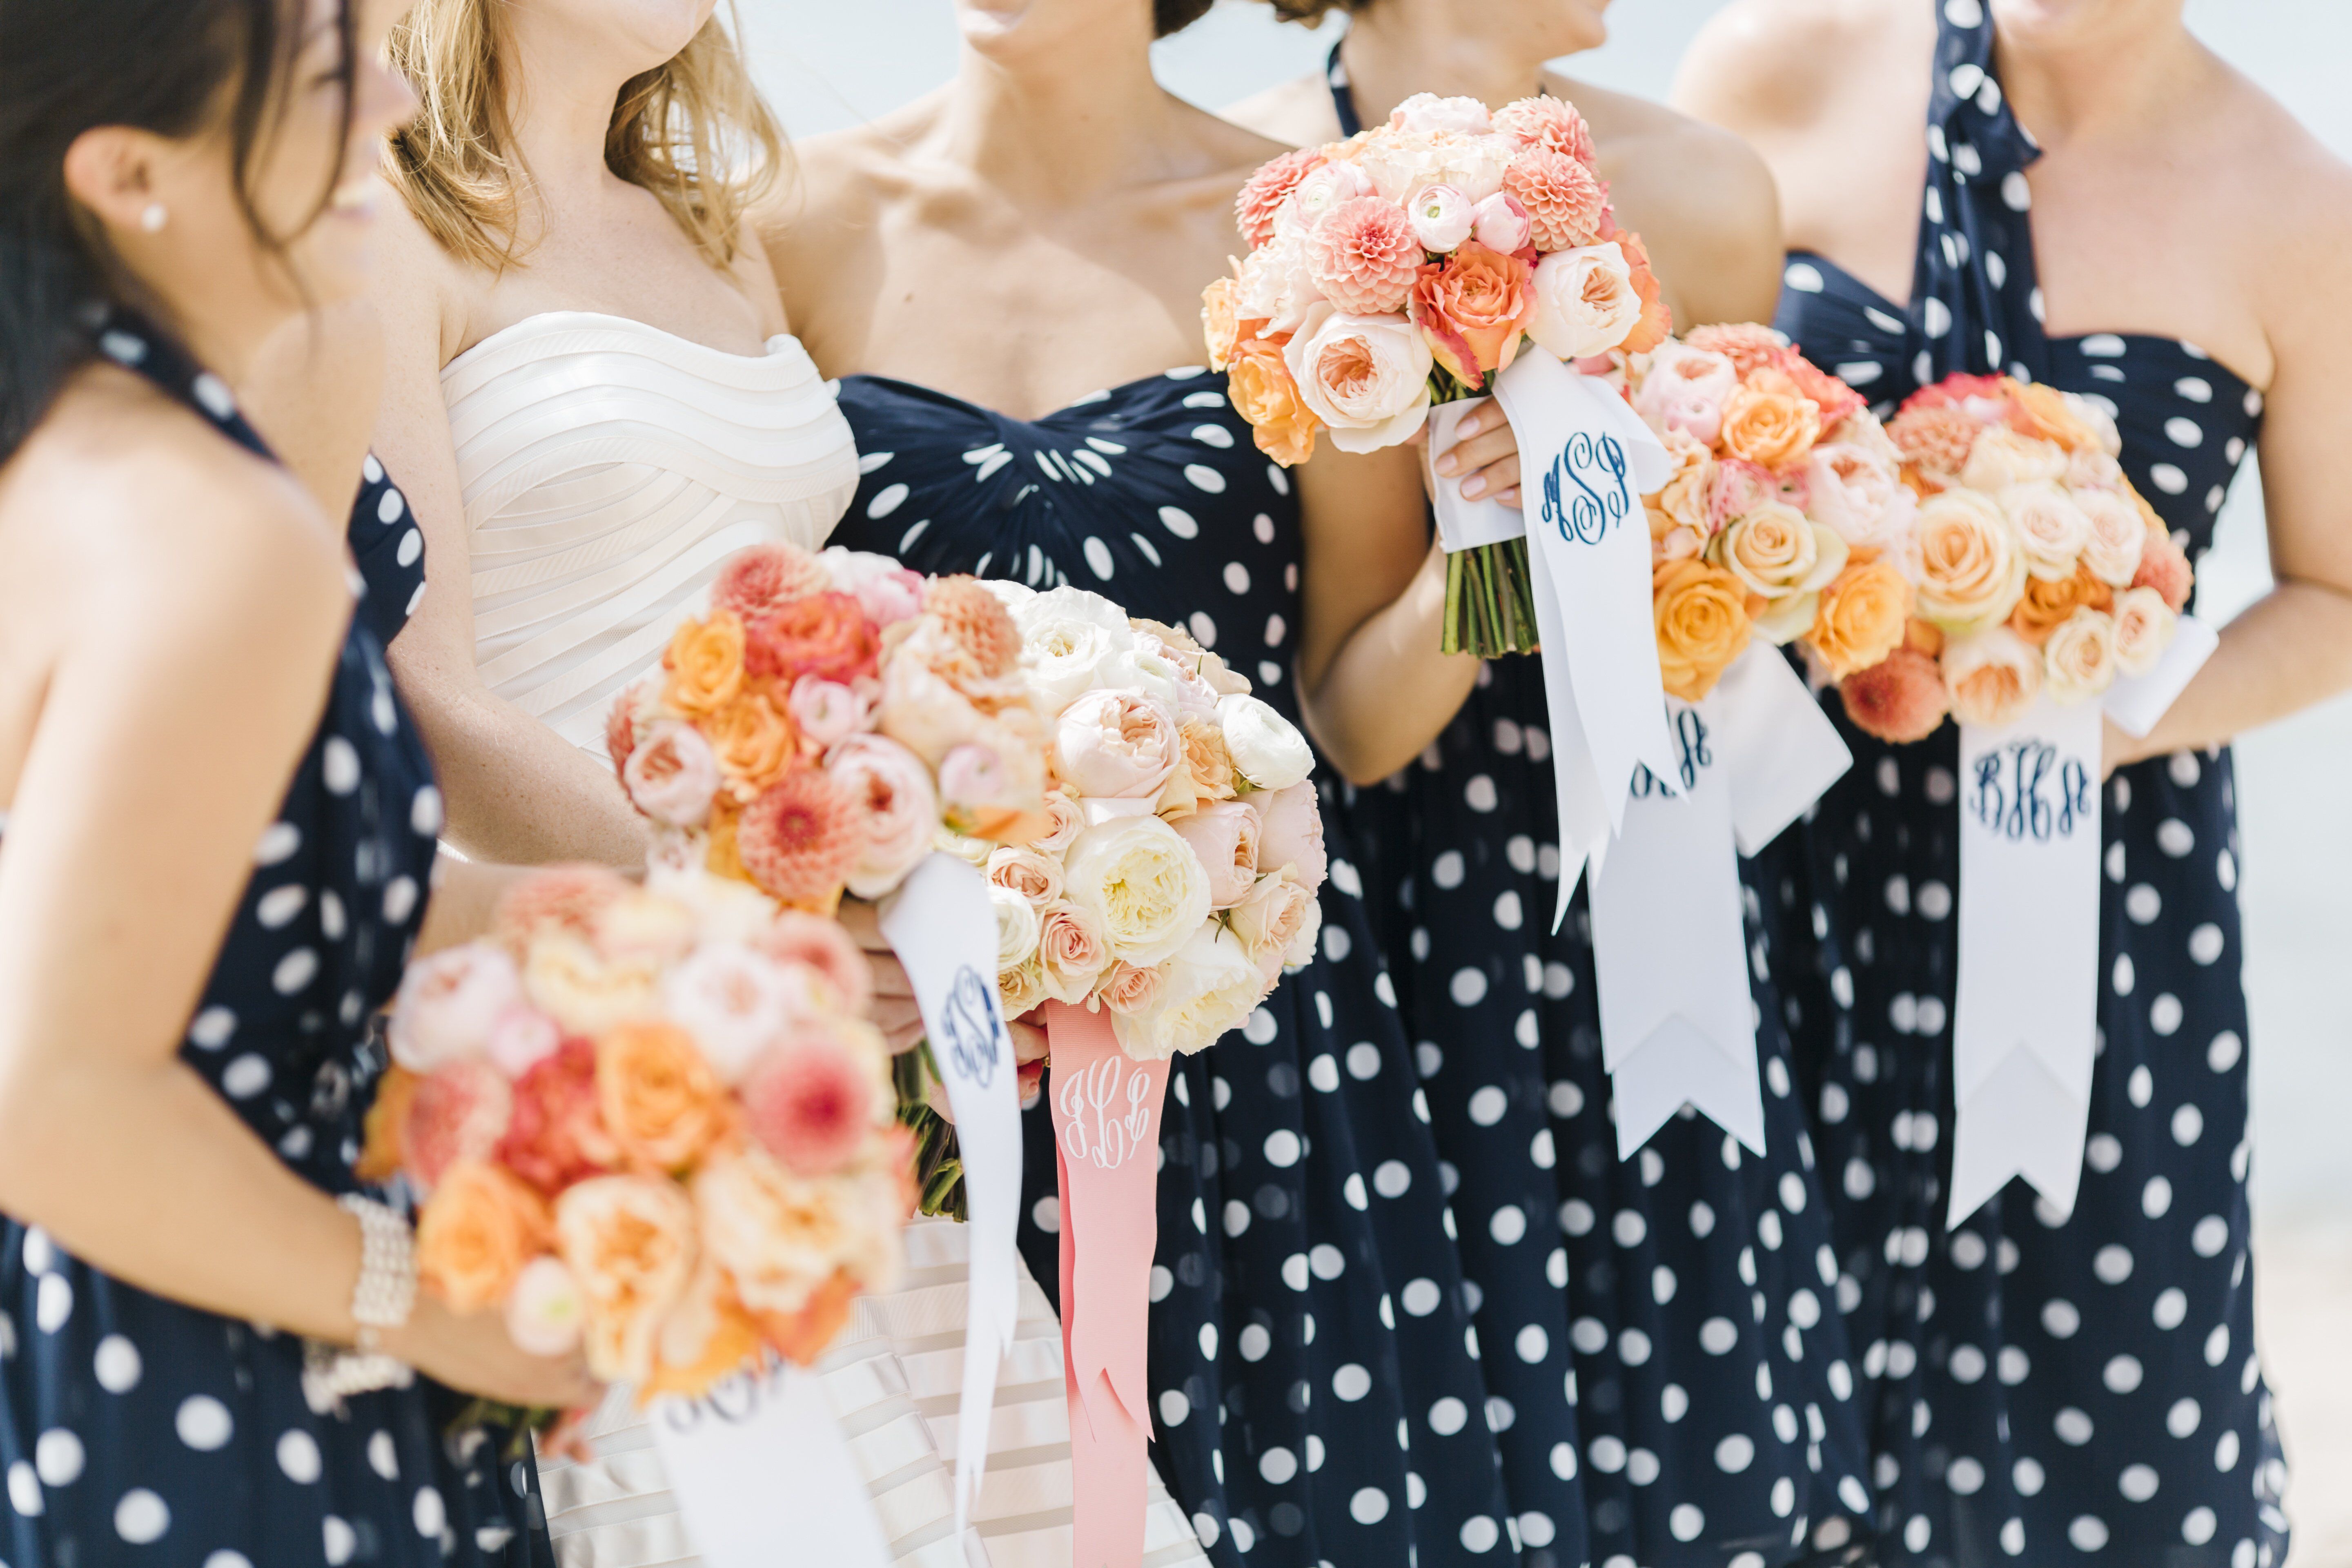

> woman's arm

[
  {"left": 0, "top": 419, "right": 588, "bottom": 1407},
  {"left": 369, "top": 210, "right": 651, "bottom": 867}
]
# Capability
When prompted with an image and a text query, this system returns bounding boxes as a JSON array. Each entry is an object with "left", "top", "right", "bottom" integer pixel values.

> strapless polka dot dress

[
  {"left": 0, "top": 317, "right": 551, "bottom": 1568},
  {"left": 1768, "top": 6, "right": 2287, "bottom": 1564}
]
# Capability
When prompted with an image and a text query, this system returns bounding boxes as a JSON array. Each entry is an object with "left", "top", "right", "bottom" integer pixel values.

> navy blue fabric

[
  {"left": 1, "top": 318, "right": 550, "bottom": 1568},
  {"left": 1768, "top": 6, "right": 2287, "bottom": 1565},
  {"left": 1329, "top": 46, "right": 1882, "bottom": 1568},
  {"left": 348, "top": 453, "right": 425, "bottom": 650},
  {"left": 833, "top": 369, "right": 1551, "bottom": 1567}
]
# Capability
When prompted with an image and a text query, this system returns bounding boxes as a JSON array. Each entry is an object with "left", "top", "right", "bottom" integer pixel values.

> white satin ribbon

[
  {"left": 878, "top": 851, "right": 1023, "bottom": 1530},
  {"left": 647, "top": 1360, "right": 892, "bottom": 1568},
  {"left": 1588, "top": 648, "right": 1851, "bottom": 1157},
  {"left": 1947, "top": 614, "right": 2218, "bottom": 1226}
]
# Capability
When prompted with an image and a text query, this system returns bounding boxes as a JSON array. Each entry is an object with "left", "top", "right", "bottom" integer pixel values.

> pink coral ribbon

[{"left": 1043, "top": 1001, "right": 1169, "bottom": 1568}]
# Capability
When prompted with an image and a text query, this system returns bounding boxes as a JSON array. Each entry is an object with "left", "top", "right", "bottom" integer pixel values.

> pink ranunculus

[
  {"left": 1052, "top": 688, "right": 1183, "bottom": 800},
  {"left": 1803, "top": 441, "right": 1915, "bottom": 552},
  {"left": 824, "top": 733, "right": 940, "bottom": 900},
  {"left": 1252, "top": 779, "right": 1328, "bottom": 891},
  {"left": 1306, "top": 197, "right": 1425, "bottom": 316},
  {"left": 622, "top": 721, "right": 721, "bottom": 829},
  {"left": 937, "top": 740, "right": 1016, "bottom": 813},
  {"left": 750, "top": 910, "right": 875, "bottom": 1020},
  {"left": 1096, "top": 961, "right": 1167, "bottom": 1018},
  {"left": 788, "top": 675, "right": 871, "bottom": 749},
  {"left": 741, "top": 1028, "right": 875, "bottom": 1177},
  {"left": 1470, "top": 191, "right": 1532, "bottom": 256},
  {"left": 1406, "top": 183, "right": 1476, "bottom": 253},
  {"left": 1633, "top": 343, "right": 1740, "bottom": 448},
  {"left": 404, "top": 1058, "right": 514, "bottom": 1190},
  {"left": 661, "top": 940, "right": 801, "bottom": 1084},
  {"left": 485, "top": 1004, "right": 563, "bottom": 1079},
  {"left": 1171, "top": 800, "right": 1263, "bottom": 911},
  {"left": 1389, "top": 92, "right": 1494, "bottom": 136},
  {"left": 389, "top": 943, "right": 522, "bottom": 1073},
  {"left": 1037, "top": 901, "right": 1113, "bottom": 1004}
]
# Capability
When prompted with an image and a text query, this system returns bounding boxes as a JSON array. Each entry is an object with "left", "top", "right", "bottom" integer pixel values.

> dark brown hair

[
  {"left": 0, "top": 0, "right": 355, "bottom": 459},
  {"left": 1157, "top": 0, "right": 1218, "bottom": 35},
  {"left": 1254, "top": 0, "right": 1370, "bottom": 21}
]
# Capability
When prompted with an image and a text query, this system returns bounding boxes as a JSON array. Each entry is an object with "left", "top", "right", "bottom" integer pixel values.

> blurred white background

[{"left": 733, "top": 1, "right": 2352, "bottom": 1550}]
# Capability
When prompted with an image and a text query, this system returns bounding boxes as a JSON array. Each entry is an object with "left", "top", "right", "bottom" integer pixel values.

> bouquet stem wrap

[{"left": 1043, "top": 1001, "right": 1170, "bottom": 1568}]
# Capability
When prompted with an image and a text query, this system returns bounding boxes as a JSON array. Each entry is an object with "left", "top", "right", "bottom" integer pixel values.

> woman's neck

[
  {"left": 936, "top": 21, "right": 1188, "bottom": 200},
  {"left": 1992, "top": 4, "right": 2203, "bottom": 148},
  {"left": 1338, "top": 6, "right": 1561, "bottom": 129},
  {"left": 500, "top": 34, "right": 639, "bottom": 228}
]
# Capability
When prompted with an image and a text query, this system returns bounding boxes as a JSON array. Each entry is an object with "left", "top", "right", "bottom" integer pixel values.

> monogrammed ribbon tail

[
  {"left": 1949, "top": 697, "right": 2105, "bottom": 1227},
  {"left": 647, "top": 1361, "right": 892, "bottom": 1568},
  {"left": 1709, "top": 648, "right": 1855, "bottom": 856},
  {"left": 878, "top": 852, "right": 1025, "bottom": 1531},
  {"left": 1043, "top": 1002, "right": 1169, "bottom": 1568}
]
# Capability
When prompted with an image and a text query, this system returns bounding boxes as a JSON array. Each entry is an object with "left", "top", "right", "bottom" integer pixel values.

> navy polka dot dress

[
  {"left": 1767, "top": 5, "right": 2288, "bottom": 1564},
  {"left": 1323, "top": 48, "right": 1879, "bottom": 1568},
  {"left": 0, "top": 317, "right": 552, "bottom": 1568},
  {"left": 833, "top": 372, "right": 1546, "bottom": 1567},
  {"left": 348, "top": 452, "right": 425, "bottom": 651}
]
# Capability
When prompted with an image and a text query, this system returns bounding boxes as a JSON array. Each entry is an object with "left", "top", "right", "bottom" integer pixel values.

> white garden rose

[
  {"left": 2110, "top": 586, "right": 2178, "bottom": 677},
  {"left": 1997, "top": 481, "right": 2094, "bottom": 582},
  {"left": 1353, "top": 128, "right": 1515, "bottom": 204},
  {"left": 1060, "top": 815, "right": 1214, "bottom": 969},
  {"left": 1960, "top": 426, "right": 2069, "bottom": 492},
  {"left": 989, "top": 884, "right": 1042, "bottom": 971},
  {"left": 2076, "top": 488, "right": 2149, "bottom": 587},
  {"left": 1526, "top": 242, "right": 1642, "bottom": 361},
  {"left": 1112, "top": 924, "right": 1269, "bottom": 1061},
  {"left": 1218, "top": 693, "right": 1315, "bottom": 791},
  {"left": 1388, "top": 92, "right": 1494, "bottom": 137},
  {"left": 1010, "top": 586, "right": 1137, "bottom": 712},
  {"left": 2043, "top": 606, "right": 2121, "bottom": 705},
  {"left": 1282, "top": 303, "right": 1434, "bottom": 454}
]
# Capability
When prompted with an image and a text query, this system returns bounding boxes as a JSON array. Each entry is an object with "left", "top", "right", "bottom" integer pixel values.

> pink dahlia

[
  {"left": 1236, "top": 147, "right": 1327, "bottom": 250},
  {"left": 712, "top": 543, "right": 831, "bottom": 621},
  {"left": 742, "top": 1029, "right": 873, "bottom": 1177},
  {"left": 493, "top": 864, "right": 633, "bottom": 960},
  {"left": 735, "top": 768, "right": 864, "bottom": 910},
  {"left": 1494, "top": 96, "right": 1598, "bottom": 170},
  {"left": 1886, "top": 405, "right": 1983, "bottom": 481},
  {"left": 1684, "top": 323, "right": 1794, "bottom": 381},
  {"left": 1839, "top": 647, "right": 1951, "bottom": 744},
  {"left": 750, "top": 909, "right": 875, "bottom": 1019},
  {"left": 1305, "top": 197, "right": 1425, "bottom": 315},
  {"left": 1500, "top": 147, "right": 1606, "bottom": 253}
]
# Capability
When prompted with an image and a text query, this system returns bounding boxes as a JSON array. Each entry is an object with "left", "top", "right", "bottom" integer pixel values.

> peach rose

[
  {"left": 1839, "top": 646, "right": 1951, "bottom": 744},
  {"left": 1056, "top": 688, "right": 1183, "bottom": 800},
  {"left": 691, "top": 1148, "right": 853, "bottom": 1318},
  {"left": 1228, "top": 863, "right": 1321, "bottom": 984},
  {"left": 1408, "top": 243, "right": 1535, "bottom": 390},
  {"left": 1028, "top": 788, "right": 1085, "bottom": 855},
  {"left": 1961, "top": 425, "right": 2069, "bottom": 492},
  {"left": 1526, "top": 243, "right": 1643, "bottom": 361},
  {"left": 2110, "top": 586, "right": 2178, "bottom": 676},
  {"left": 1810, "top": 559, "right": 1914, "bottom": 681},
  {"left": 2042, "top": 607, "right": 2120, "bottom": 705},
  {"left": 2008, "top": 566, "right": 2115, "bottom": 647},
  {"left": 1910, "top": 489, "right": 2029, "bottom": 635},
  {"left": 1654, "top": 559, "right": 1754, "bottom": 703},
  {"left": 497, "top": 1038, "right": 620, "bottom": 1196},
  {"left": 416, "top": 1159, "right": 550, "bottom": 1313},
  {"left": 2076, "top": 488, "right": 2149, "bottom": 586},
  {"left": 986, "top": 844, "right": 1064, "bottom": 909},
  {"left": 640, "top": 1261, "right": 765, "bottom": 1402},
  {"left": 523, "top": 933, "right": 658, "bottom": 1038},
  {"left": 1202, "top": 275, "right": 1245, "bottom": 372},
  {"left": 1096, "top": 961, "right": 1168, "bottom": 1018},
  {"left": 1284, "top": 303, "right": 1434, "bottom": 454},
  {"left": 1713, "top": 499, "right": 1849, "bottom": 610},
  {"left": 1718, "top": 373, "right": 1823, "bottom": 472},
  {"left": 1646, "top": 430, "right": 1715, "bottom": 548},
  {"left": 662, "top": 612, "right": 747, "bottom": 719},
  {"left": 597, "top": 1020, "right": 730, "bottom": 1173},
  {"left": 1037, "top": 900, "right": 1113, "bottom": 1003},
  {"left": 1998, "top": 481, "right": 2095, "bottom": 581},
  {"left": 1170, "top": 799, "right": 1263, "bottom": 911},
  {"left": 1942, "top": 627, "right": 2045, "bottom": 728},
  {"left": 553, "top": 1174, "right": 699, "bottom": 1385},
  {"left": 1158, "top": 717, "right": 1241, "bottom": 820},
  {"left": 1228, "top": 336, "right": 1323, "bottom": 468},
  {"left": 2012, "top": 382, "right": 2104, "bottom": 453},
  {"left": 998, "top": 956, "right": 1050, "bottom": 1020},
  {"left": 2132, "top": 526, "right": 2194, "bottom": 613},
  {"left": 704, "top": 690, "right": 797, "bottom": 802}
]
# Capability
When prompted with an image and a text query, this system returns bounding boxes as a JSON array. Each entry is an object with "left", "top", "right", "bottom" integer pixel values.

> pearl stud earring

[{"left": 139, "top": 203, "right": 167, "bottom": 233}]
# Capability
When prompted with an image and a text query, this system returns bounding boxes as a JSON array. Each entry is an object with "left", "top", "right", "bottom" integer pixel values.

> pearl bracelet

[{"left": 337, "top": 1192, "right": 417, "bottom": 1352}]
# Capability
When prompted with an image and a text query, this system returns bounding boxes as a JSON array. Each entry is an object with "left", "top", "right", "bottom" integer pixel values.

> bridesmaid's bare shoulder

[
  {"left": 1223, "top": 71, "right": 1342, "bottom": 148},
  {"left": 1674, "top": 0, "right": 1927, "bottom": 138}
]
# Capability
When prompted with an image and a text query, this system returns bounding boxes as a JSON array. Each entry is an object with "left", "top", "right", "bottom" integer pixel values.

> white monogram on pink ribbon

[{"left": 1055, "top": 1054, "right": 1156, "bottom": 1172}]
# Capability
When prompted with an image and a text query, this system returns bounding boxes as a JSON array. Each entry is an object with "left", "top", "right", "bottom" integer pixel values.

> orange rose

[
  {"left": 1810, "top": 559, "right": 1913, "bottom": 680},
  {"left": 1202, "top": 276, "right": 1245, "bottom": 372},
  {"left": 1611, "top": 225, "right": 1674, "bottom": 356},
  {"left": 1227, "top": 335, "right": 1323, "bottom": 468},
  {"left": 2007, "top": 565, "right": 2115, "bottom": 646},
  {"left": 1408, "top": 242, "right": 1535, "bottom": 389},
  {"left": 758, "top": 1269, "right": 861, "bottom": 1368},
  {"left": 553, "top": 1174, "right": 699, "bottom": 1385},
  {"left": 639, "top": 1263, "right": 765, "bottom": 1402},
  {"left": 597, "top": 1020, "right": 729, "bottom": 1173},
  {"left": 1718, "top": 371, "right": 1822, "bottom": 472},
  {"left": 356, "top": 1066, "right": 419, "bottom": 1185},
  {"left": 704, "top": 687, "right": 797, "bottom": 800},
  {"left": 1654, "top": 559, "right": 1754, "bottom": 702},
  {"left": 705, "top": 801, "right": 748, "bottom": 883},
  {"left": 415, "top": 1159, "right": 552, "bottom": 1313},
  {"left": 2011, "top": 381, "right": 2101, "bottom": 453},
  {"left": 1157, "top": 717, "right": 1241, "bottom": 819},
  {"left": 661, "top": 611, "right": 746, "bottom": 719}
]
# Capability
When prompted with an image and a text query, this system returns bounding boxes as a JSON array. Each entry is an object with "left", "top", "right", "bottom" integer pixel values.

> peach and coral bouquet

[
  {"left": 608, "top": 542, "right": 1053, "bottom": 910},
  {"left": 365, "top": 862, "right": 911, "bottom": 1401},
  {"left": 980, "top": 584, "right": 1330, "bottom": 1061},
  {"left": 1204, "top": 90, "right": 1670, "bottom": 657}
]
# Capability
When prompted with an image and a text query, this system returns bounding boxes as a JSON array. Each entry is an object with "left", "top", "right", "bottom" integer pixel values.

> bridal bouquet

[
  {"left": 363, "top": 862, "right": 909, "bottom": 1399},
  {"left": 1204, "top": 90, "right": 1670, "bottom": 656},
  {"left": 607, "top": 543, "right": 1053, "bottom": 910},
  {"left": 1795, "top": 371, "right": 2193, "bottom": 742},
  {"left": 1624, "top": 325, "right": 1902, "bottom": 701}
]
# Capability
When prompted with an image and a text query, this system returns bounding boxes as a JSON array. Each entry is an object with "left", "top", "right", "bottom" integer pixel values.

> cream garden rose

[
  {"left": 1526, "top": 242, "right": 1642, "bottom": 361},
  {"left": 1909, "top": 489, "right": 2029, "bottom": 635},
  {"left": 1112, "top": 924, "right": 1270, "bottom": 1061},
  {"left": 1998, "top": 481, "right": 2095, "bottom": 581},
  {"left": 1060, "top": 815, "right": 1214, "bottom": 969},
  {"left": 1942, "top": 626, "right": 2044, "bottom": 728},
  {"left": 1960, "top": 425, "right": 2069, "bottom": 491},
  {"left": 2076, "top": 488, "right": 2150, "bottom": 586},
  {"left": 2110, "top": 586, "right": 2178, "bottom": 677},
  {"left": 1283, "top": 303, "right": 1434, "bottom": 454},
  {"left": 2042, "top": 606, "right": 2120, "bottom": 704}
]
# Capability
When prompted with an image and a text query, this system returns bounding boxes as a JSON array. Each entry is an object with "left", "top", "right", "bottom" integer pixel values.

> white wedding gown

[{"left": 443, "top": 312, "right": 1205, "bottom": 1568}]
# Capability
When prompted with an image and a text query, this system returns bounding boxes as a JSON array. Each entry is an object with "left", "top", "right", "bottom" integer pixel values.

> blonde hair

[{"left": 384, "top": 1, "right": 786, "bottom": 271}]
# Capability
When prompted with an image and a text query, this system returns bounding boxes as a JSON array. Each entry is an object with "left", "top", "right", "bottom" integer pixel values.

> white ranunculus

[
  {"left": 1060, "top": 815, "right": 1213, "bottom": 970},
  {"left": 1274, "top": 161, "right": 1378, "bottom": 244},
  {"left": 1388, "top": 93, "right": 1494, "bottom": 137},
  {"left": 1282, "top": 303, "right": 1433, "bottom": 455},
  {"left": 1233, "top": 231, "right": 1320, "bottom": 338},
  {"left": 1112, "top": 924, "right": 1269, "bottom": 1061},
  {"left": 990, "top": 884, "right": 1042, "bottom": 971},
  {"left": 1218, "top": 693, "right": 1315, "bottom": 792},
  {"left": 1526, "top": 243, "right": 1642, "bottom": 361},
  {"left": 1354, "top": 128, "right": 1515, "bottom": 205}
]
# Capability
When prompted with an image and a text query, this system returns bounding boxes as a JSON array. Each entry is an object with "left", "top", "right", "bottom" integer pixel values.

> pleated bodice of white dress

[{"left": 445, "top": 311, "right": 1205, "bottom": 1568}]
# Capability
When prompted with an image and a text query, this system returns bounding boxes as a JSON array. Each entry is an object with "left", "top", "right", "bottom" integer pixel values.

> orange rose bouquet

[
  {"left": 1207, "top": 91, "right": 1670, "bottom": 657},
  {"left": 607, "top": 541, "right": 1052, "bottom": 911},
  {"left": 370, "top": 862, "right": 910, "bottom": 1401},
  {"left": 1622, "top": 325, "right": 1904, "bottom": 703}
]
